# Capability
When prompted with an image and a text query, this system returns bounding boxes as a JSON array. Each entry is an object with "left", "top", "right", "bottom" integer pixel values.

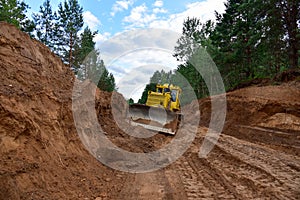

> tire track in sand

[{"left": 205, "top": 133, "right": 300, "bottom": 199}]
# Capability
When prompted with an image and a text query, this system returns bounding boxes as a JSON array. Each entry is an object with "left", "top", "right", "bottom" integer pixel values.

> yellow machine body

[
  {"left": 128, "top": 84, "right": 182, "bottom": 135},
  {"left": 145, "top": 84, "right": 181, "bottom": 112}
]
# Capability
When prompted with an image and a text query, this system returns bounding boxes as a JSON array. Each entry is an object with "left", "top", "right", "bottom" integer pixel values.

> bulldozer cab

[
  {"left": 128, "top": 84, "right": 182, "bottom": 135},
  {"left": 146, "top": 84, "right": 181, "bottom": 112}
]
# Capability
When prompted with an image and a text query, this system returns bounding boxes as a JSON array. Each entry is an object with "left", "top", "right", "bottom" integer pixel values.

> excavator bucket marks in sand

[{"left": 128, "top": 104, "right": 182, "bottom": 135}]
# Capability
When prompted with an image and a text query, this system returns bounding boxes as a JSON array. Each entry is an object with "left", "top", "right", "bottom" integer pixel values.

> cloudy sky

[{"left": 26, "top": 0, "right": 227, "bottom": 101}]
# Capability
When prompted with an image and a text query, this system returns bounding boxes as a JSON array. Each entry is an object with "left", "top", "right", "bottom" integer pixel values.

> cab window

[
  {"left": 171, "top": 90, "right": 177, "bottom": 102},
  {"left": 164, "top": 88, "right": 170, "bottom": 93}
]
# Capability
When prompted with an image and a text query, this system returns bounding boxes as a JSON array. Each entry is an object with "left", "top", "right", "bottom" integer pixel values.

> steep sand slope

[{"left": 0, "top": 22, "right": 128, "bottom": 200}]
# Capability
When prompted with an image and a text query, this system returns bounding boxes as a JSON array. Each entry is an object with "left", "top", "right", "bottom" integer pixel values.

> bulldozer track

[
  {"left": 208, "top": 145, "right": 284, "bottom": 199},
  {"left": 207, "top": 134, "right": 300, "bottom": 199},
  {"left": 175, "top": 156, "right": 238, "bottom": 199},
  {"left": 115, "top": 128, "right": 300, "bottom": 199},
  {"left": 164, "top": 130, "right": 300, "bottom": 199},
  {"left": 235, "top": 125, "right": 300, "bottom": 150}
]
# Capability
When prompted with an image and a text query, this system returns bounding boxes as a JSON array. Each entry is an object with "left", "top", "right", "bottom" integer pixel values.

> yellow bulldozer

[{"left": 128, "top": 83, "right": 182, "bottom": 135}]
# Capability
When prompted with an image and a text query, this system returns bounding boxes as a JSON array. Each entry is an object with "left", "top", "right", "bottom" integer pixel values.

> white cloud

[
  {"left": 123, "top": 4, "right": 147, "bottom": 23},
  {"left": 117, "top": 63, "right": 174, "bottom": 101},
  {"left": 98, "top": 29, "right": 181, "bottom": 101},
  {"left": 83, "top": 11, "right": 101, "bottom": 31},
  {"left": 123, "top": 0, "right": 226, "bottom": 32},
  {"left": 153, "top": 0, "right": 163, "bottom": 8},
  {"left": 153, "top": 8, "right": 167, "bottom": 14},
  {"left": 185, "top": 0, "right": 226, "bottom": 22},
  {"left": 149, "top": 0, "right": 227, "bottom": 33},
  {"left": 100, "top": 29, "right": 180, "bottom": 60},
  {"left": 100, "top": 0, "right": 227, "bottom": 100},
  {"left": 123, "top": 4, "right": 157, "bottom": 29},
  {"left": 94, "top": 32, "right": 111, "bottom": 46},
  {"left": 111, "top": 0, "right": 135, "bottom": 16}
]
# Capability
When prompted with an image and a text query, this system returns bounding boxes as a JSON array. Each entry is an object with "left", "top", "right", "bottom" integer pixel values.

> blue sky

[
  {"left": 26, "top": 0, "right": 226, "bottom": 42},
  {"left": 25, "top": 0, "right": 227, "bottom": 101}
]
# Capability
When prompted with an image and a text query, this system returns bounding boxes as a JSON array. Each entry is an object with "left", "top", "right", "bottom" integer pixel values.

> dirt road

[
  {"left": 108, "top": 84, "right": 300, "bottom": 200},
  {"left": 110, "top": 126, "right": 299, "bottom": 199}
]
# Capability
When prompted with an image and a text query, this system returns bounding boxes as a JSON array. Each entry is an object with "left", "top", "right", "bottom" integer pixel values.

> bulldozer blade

[{"left": 128, "top": 104, "right": 182, "bottom": 135}]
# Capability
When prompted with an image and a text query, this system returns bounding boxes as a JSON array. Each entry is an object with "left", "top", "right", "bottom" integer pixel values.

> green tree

[
  {"left": 138, "top": 83, "right": 156, "bottom": 104},
  {"left": 172, "top": 0, "right": 298, "bottom": 100},
  {"left": 211, "top": 0, "right": 257, "bottom": 80},
  {"left": 32, "top": 0, "right": 56, "bottom": 49},
  {"left": 174, "top": 17, "right": 202, "bottom": 62},
  {"left": 212, "top": 0, "right": 299, "bottom": 81},
  {"left": 73, "top": 27, "right": 97, "bottom": 74},
  {"left": 173, "top": 17, "right": 209, "bottom": 99},
  {"left": 97, "top": 64, "right": 116, "bottom": 92},
  {"left": 0, "top": 0, "right": 35, "bottom": 36},
  {"left": 174, "top": 62, "right": 208, "bottom": 100},
  {"left": 274, "top": 0, "right": 299, "bottom": 68},
  {"left": 174, "top": 17, "right": 216, "bottom": 61},
  {"left": 150, "top": 70, "right": 172, "bottom": 84},
  {"left": 78, "top": 50, "right": 115, "bottom": 92},
  {"left": 127, "top": 98, "right": 134, "bottom": 105},
  {"left": 56, "top": 0, "right": 84, "bottom": 67},
  {"left": 74, "top": 26, "right": 115, "bottom": 92},
  {"left": 137, "top": 70, "right": 173, "bottom": 104}
]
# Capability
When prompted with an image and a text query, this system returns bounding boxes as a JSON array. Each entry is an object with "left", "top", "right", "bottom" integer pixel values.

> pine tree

[
  {"left": 173, "top": 17, "right": 209, "bottom": 99},
  {"left": 56, "top": 0, "right": 84, "bottom": 68},
  {"left": 211, "top": 0, "right": 279, "bottom": 85},
  {"left": 0, "top": 0, "right": 35, "bottom": 36},
  {"left": 77, "top": 49, "right": 116, "bottom": 92},
  {"left": 32, "top": 0, "right": 56, "bottom": 49},
  {"left": 138, "top": 83, "right": 156, "bottom": 104},
  {"left": 127, "top": 98, "right": 134, "bottom": 105},
  {"left": 211, "top": 0, "right": 254, "bottom": 79},
  {"left": 171, "top": 0, "right": 298, "bottom": 97},
  {"left": 150, "top": 70, "right": 172, "bottom": 84},
  {"left": 73, "top": 27, "right": 97, "bottom": 74},
  {"left": 73, "top": 25, "right": 115, "bottom": 92},
  {"left": 173, "top": 17, "right": 202, "bottom": 62},
  {"left": 276, "top": 0, "right": 299, "bottom": 68},
  {"left": 97, "top": 66, "right": 116, "bottom": 92}
]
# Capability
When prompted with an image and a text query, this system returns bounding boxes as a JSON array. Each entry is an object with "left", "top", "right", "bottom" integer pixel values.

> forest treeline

[
  {"left": 138, "top": 0, "right": 299, "bottom": 105},
  {"left": 0, "top": 0, "right": 115, "bottom": 92},
  {"left": 1, "top": 0, "right": 299, "bottom": 100}
]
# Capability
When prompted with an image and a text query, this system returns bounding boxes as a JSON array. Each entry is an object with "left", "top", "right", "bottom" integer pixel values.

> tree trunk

[
  {"left": 69, "top": 32, "right": 73, "bottom": 68},
  {"left": 281, "top": 0, "right": 299, "bottom": 68}
]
